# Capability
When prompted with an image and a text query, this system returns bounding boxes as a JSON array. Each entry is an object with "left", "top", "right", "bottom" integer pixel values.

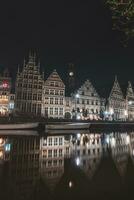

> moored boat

[
  {"left": 0, "top": 130, "right": 38, "bottom": 135},
  {"left": 0, "top": 122, "right": 39, "bottom": 130},
  {"left": 46, "top": 123, "right": 90, "bottom": 130}
]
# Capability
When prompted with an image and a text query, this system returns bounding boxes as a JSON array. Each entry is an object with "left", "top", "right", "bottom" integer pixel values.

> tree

[{"left": 105, "top": 0, "right": 134, "bottom": 46}]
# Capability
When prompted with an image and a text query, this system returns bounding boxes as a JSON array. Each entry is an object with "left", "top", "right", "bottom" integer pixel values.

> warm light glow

[
  {"left": 133, "top": 149, "right": 134, "bottom": 156},
  {"left": 110, "top": 108, "right": 114, "bottom": 115},
  {"left": 69, "top": 181, "right": 73, "bottom": 188},
  {"left": 0, "top": 138, "right": 4, "bottom": 146},
  {"left": 0, "top": 151, "right": 3, "bottom": 158},
  {"left": 126, "top": 135, "right": 130, "bottom": 145}
]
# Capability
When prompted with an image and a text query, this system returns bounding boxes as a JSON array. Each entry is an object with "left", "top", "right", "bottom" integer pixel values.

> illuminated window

[
  {"left": 48, "top": 150, "right": 52, "bottom": 157},
  {"left": 59, "top": 108, "right": 63, "bottom": 115},
  {"left": 38, "top": 94, "right": 42, "bottom": 101},
  {"left": 59, "top": 149, "right": 63, "bottom": 157},
  {"left": 50, "top": 82, "right": 54, "bottom": 86},
  {"left": 55, "top": 90, "right": 59, "bottom": 95},
  {"left": 60, "top": 90, "right": 64, "bottom": 95},
  {"left": 54, "top": 149, "right": 57, "bottom": 157},
  {"left": 48, "top": 138, "right": 52, "bottom": 146},
  {"left": 50, "top": 90, "right": 54, "bottom": 95},
  {"left": 33, "top": 94, "right": 37, "bottom": 100},
  {"left": 54, "top": 138, "right": 58, "bottom": 145},
  {"left": 45, "top": 107, "right": 48, "bottom": 115},
  {"left": 50, "top": 108, "right": 53, "bottom": 115},
  {"left": 59, "top": 138, "right": 63, "bottom": 145},
  {"left": 59, "top": 159, "right": 63, "bottom": 166},
  {"left": 60, "top": 98, "right": 63, "bottom": 105},
  {"left": 50, "top": 98, "right": 53, "bottom": 104},
  {"left": 55, "top": 98, "right": 58, "bottom": 104},
  {"left": 9, "top": 103, "right": 14, "bottom": 109},
  {"left": 45, "top": 89, "right": 49, "bottom": 94},
  {"left": 55, "top": 108, "right": 58, "bottom": 115}
]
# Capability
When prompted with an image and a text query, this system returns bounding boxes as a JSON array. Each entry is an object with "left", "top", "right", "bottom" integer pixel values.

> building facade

[
  {"left": 106, "top": 77, "right": 126, "bottom": 121},
  {"left": 15, "top": 52, "right": 44, "bottom": 116},
  {"left": 0, "top": 69, "right": 11, "bottom": 116},
  {"left": 43, "top": 70, "right": 65, "bottom": 118},
  {"left": 70, "top": 80, "right": 105, "bottom": 120},
  {"left": 126, "top": 81, "right": 134, "bottom": 121}
]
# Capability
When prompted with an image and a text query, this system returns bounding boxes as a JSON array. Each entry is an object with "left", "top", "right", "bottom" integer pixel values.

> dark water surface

[{"left": 0, "top": 131, "right": 134, "bottom": 200}]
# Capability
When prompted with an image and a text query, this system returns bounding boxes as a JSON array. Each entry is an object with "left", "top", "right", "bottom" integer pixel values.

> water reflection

[{"left": 0, "top": 132, "right": 134, "bottom": 200}]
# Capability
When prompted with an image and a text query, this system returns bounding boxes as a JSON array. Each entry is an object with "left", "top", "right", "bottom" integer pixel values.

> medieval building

[
  {"left": 126, "top": 81, "right": 134, "bottom": 121},
  {"left": 15, "top": 51, "right": 44, "bottom": 116},
  {"left": 106, "top": 76, "right": 126, "bottom": 121},
  {"left": 70, "top": 79, "right": 105, "bottom": 120},
  {"left": 43, "top": 70, "right": 65, "bottom": 118},
  {"left": 0, "top": 69, "right": 11, "bottom": 116}
]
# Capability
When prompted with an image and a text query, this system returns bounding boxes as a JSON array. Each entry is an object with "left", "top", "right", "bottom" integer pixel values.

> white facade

[
  {"left": 70, "top": 80, "right": 105, "bottom": 120},
  {"left": 126, "top": 81, "right": 134, "bottom": 121},
  {"left": 106, "top": 77, "right": 126, "bottom": 121},
  {"left": 43, "top": 70, "right": 65, "bottom": 118}
]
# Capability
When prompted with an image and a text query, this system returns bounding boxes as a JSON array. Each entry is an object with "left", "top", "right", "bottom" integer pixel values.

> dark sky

[{"left": 0, "top": 0, "right": 133, "bottom": 87}]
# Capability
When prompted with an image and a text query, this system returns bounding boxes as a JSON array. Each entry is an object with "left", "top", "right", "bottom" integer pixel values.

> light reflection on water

[{"left": 0, "top": 131, "right": 134, "bottom": 200}]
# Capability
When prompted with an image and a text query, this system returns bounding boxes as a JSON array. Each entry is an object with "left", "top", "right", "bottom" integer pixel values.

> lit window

[
  {"left": 55, "top": 98, "right": 58, "bottom": 104},
  {"left": 55, "top": 108, "right": 58, "bottom": 115},
  {"left": 60, "top": 90, "right": 64, "bottom": 95},
  {"left": 50, "top": 108, "right": 53, "bottom": 115},
  {"left": 48, "top": 138, "right": 52, "bottom": 146},
  {"left": 59, "top": 138, "right": 63, "bottom": 145},
  {"left": 59, "top": 108, "right": 63, "bottom": 115},
  {"left": 54, "top": 138, "right": 58, "bottom": 145}
]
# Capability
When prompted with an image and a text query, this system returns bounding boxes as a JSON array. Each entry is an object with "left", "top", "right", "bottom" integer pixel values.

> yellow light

[
  {"left": 0, "top": 151, "right": 3, "bottom": 158},
  {"left": 69, "top": 181, "right": 73, "bottom": 188},
  {"left": 0, "top": 138, "right": 4, "bottom": 145}
]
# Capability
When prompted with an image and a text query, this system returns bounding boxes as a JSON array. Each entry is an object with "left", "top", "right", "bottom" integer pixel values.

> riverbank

[{"left": 1, "top": 116, "right": 134, "bottom": 132}]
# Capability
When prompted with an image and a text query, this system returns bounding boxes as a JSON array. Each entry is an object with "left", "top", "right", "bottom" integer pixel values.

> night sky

[{"left": 0, "top": 1, "right": 133, "bottom": 88}]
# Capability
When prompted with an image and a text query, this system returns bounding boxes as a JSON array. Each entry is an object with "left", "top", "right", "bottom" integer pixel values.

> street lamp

[
  {"left": 75, "top": 94, "right": 79, "bottom": 98},
  {"left": 75, "top": 93, "right": 80, "bottom": 119}
]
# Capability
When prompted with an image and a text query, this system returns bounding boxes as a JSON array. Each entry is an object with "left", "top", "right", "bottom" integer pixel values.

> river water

[{"left": 0, "top": 131, "right": 134, "bottom": 200}]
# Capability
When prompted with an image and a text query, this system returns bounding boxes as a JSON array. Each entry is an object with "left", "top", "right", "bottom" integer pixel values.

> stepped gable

[
  {"left": 126, "top": 81, "right": 134, "bottom": 99},
  {"left": 109, "top": 76, "right": 125, "bottom": 100},
  {"left": 44, "top": 69, "right": 65, "bottom": 87}
]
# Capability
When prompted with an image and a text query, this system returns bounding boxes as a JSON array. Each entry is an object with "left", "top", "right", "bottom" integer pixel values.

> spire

[
  {"left": 28, "top": 49, "right": 36, "bottom": 65},
  {"left": 3, "top": 68, "right": 10, "bottom": 77},
  {"left": 127, "top": 81, "right": 134, "bottom": 98},
  {"left": 23, "top": 58, "right": 26, "bottom": 67},
  {"left": 128, "top": 81, "right": 132, "bottom": 88},
  {"left": 37, "top": 60, "right": 40, "bottom": 71},
  {"left": 115, "top": 75, "right": 118, "bottom": 82},
  {"left": 42, "top": 70, "right": 44, "bottom": 79},
  {"left": 17, "top": 65, "right": 20, "bottom": 74}
]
